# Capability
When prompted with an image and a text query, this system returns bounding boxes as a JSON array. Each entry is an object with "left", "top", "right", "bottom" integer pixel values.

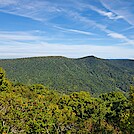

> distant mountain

[{"left": 0, "top": 56, "right": 134, "bottom": 95}]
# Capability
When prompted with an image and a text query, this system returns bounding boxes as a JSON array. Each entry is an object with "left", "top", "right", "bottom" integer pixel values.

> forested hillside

[
  {"left": 0, "top": 56, "right": 134, "bottom": 95},
  {"left": 0, "top": 68, "right": 134, "bottom": 133}
]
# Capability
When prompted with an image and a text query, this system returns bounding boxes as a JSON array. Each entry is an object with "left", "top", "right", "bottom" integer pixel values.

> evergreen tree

[{"left": 0, "top": 68, "right": 11, "bottom": 91}]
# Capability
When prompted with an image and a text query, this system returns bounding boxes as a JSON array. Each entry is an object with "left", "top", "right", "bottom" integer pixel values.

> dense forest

[
  {"left": 0, "top": 67, "right": 134, "bottom": 133},
  {"left": 0, "top": 56, "right": 134, "bottom": 95}
]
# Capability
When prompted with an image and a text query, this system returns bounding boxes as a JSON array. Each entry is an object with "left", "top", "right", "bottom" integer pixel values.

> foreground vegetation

[
  {"left": 0, "top": 67, "right": 134, "bottom": 133},
  {"left": 0, "top": 56, "right": 134, "bottom": 95}
]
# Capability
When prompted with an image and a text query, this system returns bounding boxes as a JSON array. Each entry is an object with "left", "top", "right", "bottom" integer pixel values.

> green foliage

[
  {"left": 99, "top": 92, "right": 131, "bottom": 132},
  {"left": 128, "top": 86, "right": 134, "bottom": 133},
  {"left": 0, "top": 68, "right": 134, "bottom": 133},
  {"left": 0, "top": 67, "right": 11, "bottom": 91},
  {"left": 0, "top": 56, "right": 134, "bottom": 95}
]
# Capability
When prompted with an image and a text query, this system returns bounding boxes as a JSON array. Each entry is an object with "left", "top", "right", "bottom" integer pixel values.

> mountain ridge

[
  {"left": 1, "top": 55, "right": 134, "bottom": 60},
  {"left": 0, "top": 55, "right": 134, "bottom": 95}
]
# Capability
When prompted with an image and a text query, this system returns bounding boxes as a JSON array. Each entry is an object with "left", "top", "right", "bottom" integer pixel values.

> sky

[{"left": 0, "top": 0, "right": 134, "bottom": 59}]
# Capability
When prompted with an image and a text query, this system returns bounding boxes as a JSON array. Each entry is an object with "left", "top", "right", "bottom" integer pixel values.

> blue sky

[{"left": 0, "top": 0, "right": 134, "bottom": 59}]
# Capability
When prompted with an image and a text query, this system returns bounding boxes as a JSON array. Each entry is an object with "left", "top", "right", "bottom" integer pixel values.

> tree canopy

[{"left": 0, "top": 68, "right": 133, "bottom": 133}]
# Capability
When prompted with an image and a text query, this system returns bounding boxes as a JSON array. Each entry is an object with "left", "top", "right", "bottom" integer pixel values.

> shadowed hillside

[{"left": 0, "top": 56, "right": 134, "bottom": 95}]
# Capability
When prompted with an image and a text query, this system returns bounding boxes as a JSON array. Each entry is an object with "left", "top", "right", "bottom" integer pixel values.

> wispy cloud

[
  {"left": 69, "top": 1, "right": 123, "bottom": 20},
  {"left": 108, "top": 32, "right": 127, "bottom": 40},
  {"left": 0, "top": 42, "right": 133, "bottom": 59},
  {"left": 0, "top": 30, "right": 133, "bottom": 59},
  {"left": 0, "top": 0, "right": 63, "bottom": 21},
  {"left": 67, "top": 10, "right": 107, "bottom": 31},
  {"left": 0, "top": 30, "right": 105, "bottom": 47},
  {"left": 55, "top": 26, "right": 95, "bottom": 36},
  {"left": 107, "top": 32, "right": 134, "bottom": 46},
  {"left": 100, "top": 0, "right": 134, "bottom": 26},
  {"left": 69, "top": 0, "right": 134, "bottom": 44},
  {"left": 121, "top": 26, "right": 134, "bottom": 32},
  {"left": 0, "top": 0, "right": 133, "bottom": 59},
  {"left": 0, "top": 0, "right": 17, "bottom": 6},
  {"left": 65, "top": 10, "right": 134, "bottom": 46},
  {"left": 0, "top": 31, "right": 42, "bottom": 41},
  {"left": 88, "top": 5, "right": 123, "bottom": 20},
  {"left": 1, "top": 0, "right": 133, "bottom": 46}
]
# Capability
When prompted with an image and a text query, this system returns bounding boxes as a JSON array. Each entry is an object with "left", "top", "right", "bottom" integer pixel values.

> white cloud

[
  {"left": 108, "top": 32, "right": 126, "bottom": 40},
  {"left": 0, "top": 0, "right": 63, "bottom": 21},
  {"left": 69, "top": 1, "right": 123, "bottom": 20},
  {"left": 0, "top": 30, "right": 104, "bottom": 47},
  {"left": 121, "top": 26, "right": 134, "bottom": 32},
  {"left": 0, "top": 31, "right": 42, "bottom": 41},
  {"left": 0, "top": 42, "right": 133, "bottom": 59},
  {"left": 67, "top": 10, "right": 107, "bottom": 31},
  {"left": 63, "top": 10, "right": 134, "bottom": 46},
  {"left": 55, "top": 26, "right": 94, "bottom": 36},
  {"left": 107, "top": 32, "right": 134, "bottom": 46},
  {"left": 88, "top": 5, "right": 123, "bottom": 20},
  {"left": 0, "top": 0, "right": 18, "bottom": 6},
  {"left": 100, "top": 0, "right": 134, "bottom": 26},
  {"left": 0, "top": 0, "right": 133, "bottom": 59},
  {"left": 0, "top": 30, "right": 133, "bottom": 59}
]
